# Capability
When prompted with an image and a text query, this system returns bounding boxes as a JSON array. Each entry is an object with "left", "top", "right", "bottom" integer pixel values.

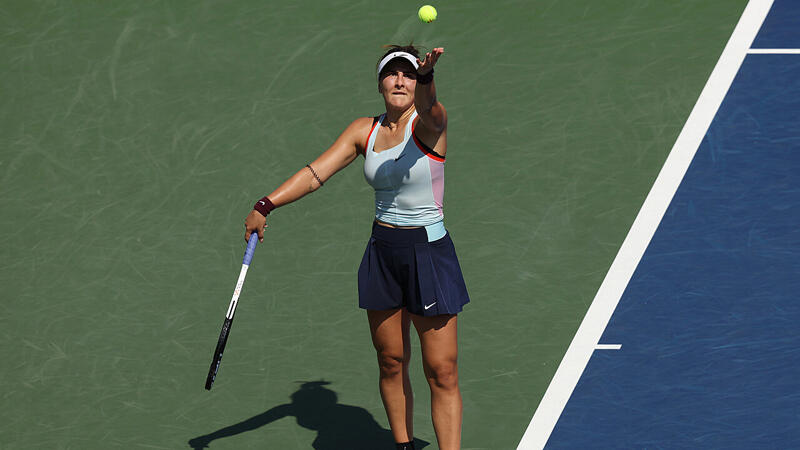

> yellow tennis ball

[{"left": 418, "top": 5, "right": 437, "bottom": 23}]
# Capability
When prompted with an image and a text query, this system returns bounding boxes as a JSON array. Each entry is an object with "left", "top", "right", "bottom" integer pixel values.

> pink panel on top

[{"left": 429, "top": 159, "right": 445, "bottom": 216}]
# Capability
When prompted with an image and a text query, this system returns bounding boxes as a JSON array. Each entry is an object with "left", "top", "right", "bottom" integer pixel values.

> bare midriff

[{"left": 375, "top": 220, "right": 422, "bottom": 229}]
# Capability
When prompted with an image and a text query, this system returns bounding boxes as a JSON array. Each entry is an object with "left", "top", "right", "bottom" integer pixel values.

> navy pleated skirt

[{"left": 357, "top": 222, "right": 470, "bottom": 316}]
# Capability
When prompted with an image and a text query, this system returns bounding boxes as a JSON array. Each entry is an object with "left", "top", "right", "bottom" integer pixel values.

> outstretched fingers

[{"left": 417, "top": 47, "right": 444, "bottom": 74}]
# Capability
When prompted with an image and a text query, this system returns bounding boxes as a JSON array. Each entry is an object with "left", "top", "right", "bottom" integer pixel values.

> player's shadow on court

[{"left": 188, "top": 381, "right": 429, "bottom": 449}]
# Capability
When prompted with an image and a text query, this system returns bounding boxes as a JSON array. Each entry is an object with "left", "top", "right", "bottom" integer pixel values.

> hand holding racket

[
  {"left": 204, "top": 233, "right": 259, "bottom": 390},
  {"left": 244, "top": 209, "right": 267, "bottom": 243}
]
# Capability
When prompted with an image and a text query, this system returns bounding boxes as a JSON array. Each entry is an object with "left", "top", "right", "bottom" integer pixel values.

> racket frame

[{"left": 204, "top": 233, "right": 258, "bottom": 390}]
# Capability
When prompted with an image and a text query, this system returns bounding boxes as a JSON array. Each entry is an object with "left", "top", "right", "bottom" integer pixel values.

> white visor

[{"left": 376, "top": 51, "right": 419, "bottom": 79}]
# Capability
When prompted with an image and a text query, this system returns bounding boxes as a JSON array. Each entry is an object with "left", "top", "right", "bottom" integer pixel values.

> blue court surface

[
  {"left": 543, "top": 1, "right": 800, "bottom": 448},
  {"left": 752, "top": 0, "right": 800, "bottom": 48}
]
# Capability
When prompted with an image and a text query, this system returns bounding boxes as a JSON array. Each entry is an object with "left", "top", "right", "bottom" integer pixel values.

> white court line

[
  {"left": 748, "top": 48, "right": 800, "bottom": 54},
  {"left": 595, "top": 344, "right": 622, "bottom": 350},
  {"left": 516, "top": 1, "right": 774, "bottom": 449}
]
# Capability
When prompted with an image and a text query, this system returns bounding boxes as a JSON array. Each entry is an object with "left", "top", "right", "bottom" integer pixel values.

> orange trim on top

[
  {"left": 362, "top": 116, "right": 381, "bottom": 157},
  {"left": 411, "top": 117, "right": 445, "bottom": 162}
]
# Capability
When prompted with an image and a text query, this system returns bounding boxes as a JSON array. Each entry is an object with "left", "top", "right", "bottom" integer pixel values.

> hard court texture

[{"left": 0, "top": 1, "right": 746, "bottom": 448}]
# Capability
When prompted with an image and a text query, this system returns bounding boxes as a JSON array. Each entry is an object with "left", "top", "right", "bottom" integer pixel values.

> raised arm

[
  {"left": 244, "top": 117, "right": 373, "bottom": 242},
  {"left": 414, "top": 48, "right": 447, "bottom": 145}
]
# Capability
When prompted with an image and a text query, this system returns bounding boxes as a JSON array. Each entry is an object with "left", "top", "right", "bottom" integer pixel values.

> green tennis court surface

[{"left": 0, "top": 1, "right": 746, "bottom": 448}]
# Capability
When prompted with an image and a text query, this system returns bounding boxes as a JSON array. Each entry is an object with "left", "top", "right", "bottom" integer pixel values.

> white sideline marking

[
  {"left": 516, "top": 1, "right": 774, "bottom": 449},
  {"left": 595, "top": 344, "right": 622, "bottom": 350},
  {"left": 748, "top": 48, "right": 800, "bottom": 54}
]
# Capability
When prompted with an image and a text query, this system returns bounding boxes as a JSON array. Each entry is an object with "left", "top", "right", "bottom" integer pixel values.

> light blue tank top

[{"left": 363, "top": 111, "right": 445, "bottom": 228}]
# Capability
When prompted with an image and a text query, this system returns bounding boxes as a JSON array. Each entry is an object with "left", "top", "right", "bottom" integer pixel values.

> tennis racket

[{"left": 204, "top": 232, "right": 259, "bottom": 390}]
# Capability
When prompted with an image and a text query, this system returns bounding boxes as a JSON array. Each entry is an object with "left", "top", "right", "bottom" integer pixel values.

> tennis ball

[{"left": 418, "top": 5, "right": 437, "bottom": 23}]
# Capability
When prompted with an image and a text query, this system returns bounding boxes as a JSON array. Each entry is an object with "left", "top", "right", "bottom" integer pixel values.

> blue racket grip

[{"left": 243, "top": 232, "right": 258, "bottom": 266}]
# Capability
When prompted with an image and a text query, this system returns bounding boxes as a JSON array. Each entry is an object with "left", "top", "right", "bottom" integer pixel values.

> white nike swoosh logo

[
  {"left": 424, "top": 302, "right": 436, "bottom": 310},
  {"left": 259, "top": 201, "right": 265, "bottom": 205}
]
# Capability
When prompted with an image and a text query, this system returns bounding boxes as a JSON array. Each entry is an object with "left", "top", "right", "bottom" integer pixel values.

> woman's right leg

[{"left": 367, "top": 308, "right": 414, "bottom": 444}]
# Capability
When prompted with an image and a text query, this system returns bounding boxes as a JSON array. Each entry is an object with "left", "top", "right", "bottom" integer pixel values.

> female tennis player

[{"left": 244, "top": 45, "right": 469, "bottom": 450}]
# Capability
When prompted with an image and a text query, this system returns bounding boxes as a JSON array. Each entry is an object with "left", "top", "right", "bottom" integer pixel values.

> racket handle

[{"left": 243, "top": 232, "right": 258, "bottom": 266}]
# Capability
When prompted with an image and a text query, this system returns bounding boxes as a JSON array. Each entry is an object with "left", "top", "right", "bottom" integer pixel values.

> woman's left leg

[{"left": 411, "top": 313, "right": 461, "bottom": 450}]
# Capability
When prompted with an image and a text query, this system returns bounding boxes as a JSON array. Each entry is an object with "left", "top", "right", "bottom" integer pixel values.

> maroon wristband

[
  {"left": 253, "top": 196, "right": 275, "bottom": 217},
  {"left": 417, "top": 68, "right": 434, "bottom": 85}
]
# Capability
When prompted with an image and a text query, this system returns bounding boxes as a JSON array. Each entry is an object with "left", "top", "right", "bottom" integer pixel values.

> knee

[
  {"left": 376, "top": 352, "right": 408, "bottom": 379},
  {"left": 424, "top": 360, "right": 458, "bottom": 390}
]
